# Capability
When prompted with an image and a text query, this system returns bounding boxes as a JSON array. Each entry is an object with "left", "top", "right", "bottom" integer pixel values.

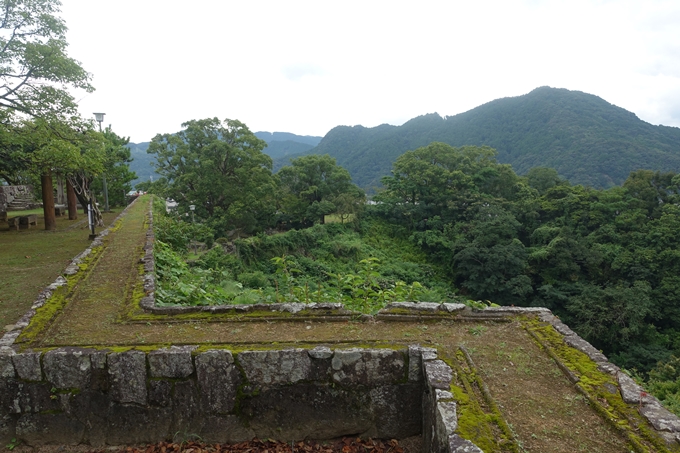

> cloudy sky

[{"left": 60, "top": 0, "right": 680, "bottom": 143}]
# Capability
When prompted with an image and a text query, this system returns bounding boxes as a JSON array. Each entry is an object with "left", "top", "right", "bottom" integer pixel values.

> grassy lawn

[{"left": 0, "top": 206, "right": 125, "bottom": 329}]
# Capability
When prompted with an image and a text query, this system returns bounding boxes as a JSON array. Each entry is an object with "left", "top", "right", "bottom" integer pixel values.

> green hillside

[{"left": 280, "top": 87, "right": 680, "bottom": 189}]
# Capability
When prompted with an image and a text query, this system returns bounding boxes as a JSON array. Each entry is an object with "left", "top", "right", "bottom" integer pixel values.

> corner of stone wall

[
  {"left": 419, "top": 347, "right": 483, "bottom": 453},
  {"left": 536, "top": 310, "right": 680, "bottom": 447}
]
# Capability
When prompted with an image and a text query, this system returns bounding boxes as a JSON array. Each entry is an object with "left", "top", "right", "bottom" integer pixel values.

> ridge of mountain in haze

[
  {"left": 254, "top": 131, "right": 322, "bottom": 159},
  {"left": 127, "top": 132, "right": 322, "bottom": 186},
  {"left": 275, "top": 87, "right": 680, "bottom": 190}
]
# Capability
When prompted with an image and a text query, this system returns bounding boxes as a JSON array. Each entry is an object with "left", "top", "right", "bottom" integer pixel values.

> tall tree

[
  {"left": 0, "top": 0, "right": 93, "bottom": 119},
  {"left": 277, "top": 154, "right": 364, "bottom": 227},
  {"left": 148, "top": 118, "right": 277, "bottom": 234}
]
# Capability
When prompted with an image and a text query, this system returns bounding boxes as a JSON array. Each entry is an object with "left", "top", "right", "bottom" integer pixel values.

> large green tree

[
  {"left": 148, "top": 118, "right": 276, "bottom": 234},
  {"left": 277, "top": 154, "right": 365, "bottom": 227},
  {"left": 0, "top": 0, "right": 93, "bottom": 119}
]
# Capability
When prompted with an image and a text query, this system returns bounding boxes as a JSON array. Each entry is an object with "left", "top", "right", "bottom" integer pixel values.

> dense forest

[{"left": 275, "top": 87, "right": 680, "bottom": 191}]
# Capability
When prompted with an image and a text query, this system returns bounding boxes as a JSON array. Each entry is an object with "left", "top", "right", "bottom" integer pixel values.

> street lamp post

[
  {"left": 93, "top": 112, "right": 109, "bottom": 213},
  {"left": 189, "top": 204, "right": 196, "bottom": 223}
]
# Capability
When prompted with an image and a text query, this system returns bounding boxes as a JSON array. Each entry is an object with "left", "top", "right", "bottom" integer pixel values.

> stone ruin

[
  {"left": 0, "top": 345, "right": 476, "bottom": 451},
  {"left": 0, "top": 185, "right": 36, "bottom": 212},
  {"left": 3, "top": 197, "right": 680, "bottom": 452}
]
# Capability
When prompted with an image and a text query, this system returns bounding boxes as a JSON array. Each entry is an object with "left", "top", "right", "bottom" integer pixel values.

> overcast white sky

[{"left": 60, "top": 0, "right": 680, "bottom": 144}]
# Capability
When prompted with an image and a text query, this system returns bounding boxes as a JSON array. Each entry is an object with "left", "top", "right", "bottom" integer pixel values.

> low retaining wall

[{"left": 0, "top": 345, "right": 475, "bottom": 450}]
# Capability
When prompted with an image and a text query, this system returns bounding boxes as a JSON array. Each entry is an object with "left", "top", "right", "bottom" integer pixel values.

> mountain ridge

[{"left": 277, "top": 87, "right": 680, "bottom": 189}]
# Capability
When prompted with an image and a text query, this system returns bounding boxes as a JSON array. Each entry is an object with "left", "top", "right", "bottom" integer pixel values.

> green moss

[
  {"left": 15, "top": 244, "right": 106, "bottom": 347},
  {"left": 441, "top": 350, "right": 519, "bottom": 453}
]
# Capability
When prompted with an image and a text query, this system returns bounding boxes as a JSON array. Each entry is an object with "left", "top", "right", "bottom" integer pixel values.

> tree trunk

[
  {"left": 42, "top": 171, "right": 56, "bottom": 231},
  {"left": 66, "top": 179, "right": 78, "bottom": 220}
]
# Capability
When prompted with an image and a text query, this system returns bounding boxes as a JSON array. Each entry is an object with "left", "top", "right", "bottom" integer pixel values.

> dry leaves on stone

[{"left": 89, "top": 438, "right": 404, "bottom": 453}]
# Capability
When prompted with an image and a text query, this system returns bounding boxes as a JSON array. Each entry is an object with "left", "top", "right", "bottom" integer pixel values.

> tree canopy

[
  {"left": 147, "top": 118, "right": 277, "bottom": 234},
  {"left": 277, "top": 154, "right": 364, "bottom": 227},
  {"left": 0, "top": 0, "right": 93, "bottom": 119}
]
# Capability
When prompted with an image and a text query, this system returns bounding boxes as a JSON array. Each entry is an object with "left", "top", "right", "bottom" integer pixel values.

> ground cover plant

[{"left": 153, "top": 196, "right": 455, "bottom": 313}]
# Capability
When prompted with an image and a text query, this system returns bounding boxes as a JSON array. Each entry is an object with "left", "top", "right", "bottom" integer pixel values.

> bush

[{"left": 238, "top": 271, "right": 270, "bottom": 289}]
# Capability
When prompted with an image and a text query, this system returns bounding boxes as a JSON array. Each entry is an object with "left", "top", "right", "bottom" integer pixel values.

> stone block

[
  {"left": 436, "top": 400, "right": 457, "bottom": 436},
  {"left": 448, "top": 435, "right": 484, "bottom": 453},
  {"left": 408, "top": 345, "right": 436, "bottom": 382},
  {"left": 195, "top": 350, "right": 239, "bottom": 414},
  {"left": 171, "top": 380, "right": 201, "bottom": 435},
  {"left": 148, "top": 380, "right": 172, "bottom": 407},
  {"left": 0, "top": 414, "right": 15, "bottom": 445},
  {"left": 148, "top": 346, "right": 195, "bottom": 378},
  {"left": 239, "top": 349, "right": 311, "bottom": 386},
  {"left": 440, "top": 303, "right": 466, "bottom": 313},
  {"left": 369, "top": 384, "right": 422, "bottom": 438},
  {"left": 199, "top": 415, "right": 254, "bottom": 443},
  {"left": 563, "top": 335, "right": 608, "bottom": 363},
  {"left": 309, "top": 346, "right": 333, "bottom": 359},
  {"left": 424, "top": 360, "right": 453, "bottom": 390},
  {"left": 242, "top": 383, "right": 374, "bottom": 440},
  {"left": 43, "top": 348, "right": 91, "bottom": 389},
  {"left": 617, "top": 372, "right": 644, "bottom": 404},
  {"left": 16, "top": 413, "right": 86, "bottom": 445},
  {"left": 640, "top": 399, "right": 680, "bottom": 432},
  {"left": 105, "top": 403, "right": 172, "bottom": 445},
  {"left": 9, "top": 381, "right": 59, "bottom": 414},
  {"left": 12, "top": 353, "right": 42, "bottom": 381},
  {"left": 0, "top": 352, "right": 15, "bottom": 378},
  {"left": 386, "top": 302, "right": 441, "bottom": 312},
  {"left": 331, "top": 348, "right": 405, "bottom": 386},
  {"left": 552, "top": 320, "right": 576, "bottom": 337},
  {"left": 108, "top": 350, "right": 147, "bottom": 405}
]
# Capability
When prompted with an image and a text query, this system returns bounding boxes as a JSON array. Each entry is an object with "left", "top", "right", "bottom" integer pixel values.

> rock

[
  {"left": 199, "top": 415, "right": 254, "bottom": 443},
  {"left": 148, "top": 380, "right": 172, "bottom": 407},
  {"left": 563, "top": 335, "right": 608, "bottom": 363},
  {"left": 12, "top": 353, "right": 42, "bottom": 381},
  {"left": 195, "top": 350, "right": 240, "bottom": 413},
  {"left": 108, "top": 350, "right": 147, "bottom": 405},
  {"left": 617, "top": 372, "right": 644, "bottom": 404},
  {"left": 448, "top": 435, "right": 484, "bottom": 453},
  {"left": 436, "top": 400, "right": 458, "bottom": 436},
  {"left": 639, "top": 398, "right": 680, "bottom": 432},
  {"left": 148, "top": 346, "right": 195, "bottom": 378},
  {"left": 43, "top": 348, "right": 91, "bottom": 389},
  {"left": 239, "top": 349, "right": 311, "bottom": 386},
  {"left": 16, "top": 413, "right": 86, "bottom": 445},
  {"left": 369, "top": 384, "right": 422, "bottom": 438},
  {"left": 0, "top": 351, "right": 16, "bottom": 378},
  {"left": 424, "top": 360, "right": 453, "bottom": 390},
  {"left": 331, "top": 348, "right": 405, "bottom": 386},
  {"left": 308, "top": 346, "right": 333, "bottom": 359},
  {"left": 408, "top": 345, "right": 437, "bottom": 382},
  {"left": 552, "top": 320, "right": 576, "bottom": 337},
  {"left": 385, "top": 302, "right": 441, "bottom": 312},
  {"left": 440, "top": 303, "right": 466, "bottom": 313}
]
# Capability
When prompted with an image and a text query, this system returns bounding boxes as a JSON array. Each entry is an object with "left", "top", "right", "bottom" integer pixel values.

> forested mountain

[
  {"left": 255, "top": 131, "right": 322, "bottom": 159},
  {"left": 279, "top": 87, "right": 680, "bottom": 190},
  {"left": 127, "top": 142, "right": 155, "bottom": 186}
]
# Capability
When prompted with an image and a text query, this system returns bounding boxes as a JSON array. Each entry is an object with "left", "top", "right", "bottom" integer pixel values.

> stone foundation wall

[
  {"left": 0, "top": 346, "right": 429, "bottom": 447},
  {"left": 0, "top": 185, "right": 33, "bottom": 212}
]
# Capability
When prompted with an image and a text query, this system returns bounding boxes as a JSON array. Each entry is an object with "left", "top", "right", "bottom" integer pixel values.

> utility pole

[{"left": 93, "top": 112, "right": 109, "bottom": 212}]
